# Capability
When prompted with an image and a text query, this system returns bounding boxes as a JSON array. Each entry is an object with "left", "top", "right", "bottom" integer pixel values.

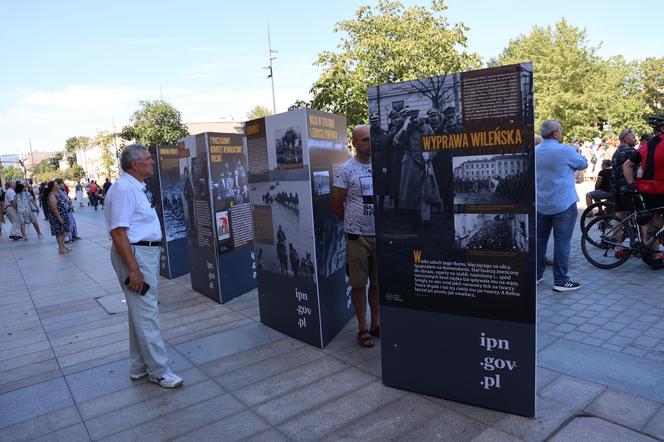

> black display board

[
  {"left": 144, "top": 144, "right": 190, "bottom": 279},
  {"left": 180, "top": 132, "right": 257, "bottom": 303},
  {"left": 368, "top": 63, "right": 536, "bottom": 416},
  {"left": 247, "top": 109, "right": 354, "bottom": 348}
]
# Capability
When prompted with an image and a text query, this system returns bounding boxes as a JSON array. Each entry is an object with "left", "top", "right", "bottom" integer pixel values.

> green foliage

[
  {"left": 246, "top": 105, "right": 272, "bottom": 120},
  {"left": 121, "top": 100, "right": 189, "bottom": 148},
  {"left": 496, "top": 19, "right": 650, "bottom": 140},
  {"left": 310, "top": 0, "right": 481, "bottom": 127},
  {"left": 63, "top": 164, "right": 85, "bottom": 181},
  {"left": 64, "top": 136, "right": 91, "bottom": 155},
  {"left": 32, "top": 158, "right": 56, "bottom": 175},
  {"left": 3, "top": 165, "right": 24, "bottom": 181},
  {"left": 54, "top": 151, "right": 64, "bottom": 161},
  {"left": 640, "top": 57, "right": 664, "bottom": 116}
]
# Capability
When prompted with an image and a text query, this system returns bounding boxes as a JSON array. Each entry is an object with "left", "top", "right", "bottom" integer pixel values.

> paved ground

[{"left": 1, "top": 185, "right": 663, "bottom": 441}]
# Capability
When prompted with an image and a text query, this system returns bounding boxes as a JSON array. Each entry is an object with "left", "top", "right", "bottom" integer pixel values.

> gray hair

[
  {"left": 352, "top": 124, "right": 370, "bottom": 140},
  {"left": 120, "top": 144, "right": 148, "bottom": 172},
  {"left": 540, "top": 119, "right": 561, "bottom": 139}
]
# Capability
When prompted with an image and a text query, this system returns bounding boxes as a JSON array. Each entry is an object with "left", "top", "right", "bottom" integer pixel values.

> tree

[
  {"left": 65, "top": 136, "right": 91, "bottom": 156},
  {"left": 3, "top": 165, "right": 24, "bottom": 181},
  {"left": 495, "top": 19, "right": 648, "bottom": 140},
  {"left": 246, "top": 105, "right": 272, "bottom": 120},
  {"left": 310, "top": 0, "right": 481, "bottom": 127},
  {"left": 95, "top": 131, "right": 118, "bottom": 178},
  {"left": 63, "top": 164, "right": 85, "bottom": 181},
  {"left": 640, "top": 57, "right": 664, "bottom": 116},
  {"left": 121, "top": 100, "right": 189, "bottom": 147}
]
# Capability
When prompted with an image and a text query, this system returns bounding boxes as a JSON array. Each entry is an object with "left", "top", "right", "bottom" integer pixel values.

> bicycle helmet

[{"left": 645, "top": 114, "right": 664, "bottom": 129}]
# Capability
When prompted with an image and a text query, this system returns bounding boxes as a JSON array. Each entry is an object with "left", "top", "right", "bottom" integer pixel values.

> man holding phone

[{"left": 105, "top": 144, "right": 182, "bottom": 388}]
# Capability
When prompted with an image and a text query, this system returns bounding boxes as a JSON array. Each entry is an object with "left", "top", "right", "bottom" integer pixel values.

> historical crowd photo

[
  {"left": 454, "top": 213, "right": 528, "bottom": 252},
  {"left": 452, "top": 153, "right": 530, "bottom": 205}
]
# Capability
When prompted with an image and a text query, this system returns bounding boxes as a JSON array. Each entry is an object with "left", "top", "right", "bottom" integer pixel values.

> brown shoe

[{"left": 357, "top": 330, "right": 375, "bottom": 348}]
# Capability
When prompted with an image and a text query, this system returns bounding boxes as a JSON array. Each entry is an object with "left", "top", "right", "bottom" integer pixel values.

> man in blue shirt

[{"left": 536, "top": 119, "right": 588, "bottom": 291}]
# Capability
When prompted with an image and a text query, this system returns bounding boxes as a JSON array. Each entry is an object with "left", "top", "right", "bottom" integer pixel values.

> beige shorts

[{"left": 346, "top": 234, "right": 378, "bottom": 288}]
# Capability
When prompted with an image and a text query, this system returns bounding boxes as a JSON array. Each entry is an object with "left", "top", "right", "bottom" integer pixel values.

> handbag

[{"left": 29, "top": 199, "right": 40, "bottom": 213}]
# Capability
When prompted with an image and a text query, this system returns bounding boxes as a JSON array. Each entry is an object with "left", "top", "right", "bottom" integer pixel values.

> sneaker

[
  {"left": 149, "top": 369, "right": 183, "bottom": 388},
  {"left": 130, "top": 371, "right": 148, "bottom": 380},
  {"left": 553, "top": 281, "right": 581, "bottom": 292},
  {"left": 536, "top": 278, "right": 544, "bottom": 285}
]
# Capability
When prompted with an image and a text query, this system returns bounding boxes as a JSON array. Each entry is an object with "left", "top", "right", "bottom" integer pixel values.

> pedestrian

[
  {"left": 105, "top": 144, "right": 182, "bottom": 388},
  {"left": 536, "top": 119, "right": 588, "bottom": 291},
  {"left": 15, "top": 181, "right": 43, "bottom": 239},
  {"left": 89, "top": 180, "right": 98, "bottom": 210},
  {"left": 4, "top": 181, "right": 21, "bottom": 240},
  {"left": 331, "top": 125, "right": 380, "bottom": 348},
  {"left": 75, "top": 181, "right": 84, "bottom": 207},
  {"left": 55, "top": 178, "right": 80, "bottom": 242},
  {"left": 46, "top": 180, "right": 71, "bottom": 254}
]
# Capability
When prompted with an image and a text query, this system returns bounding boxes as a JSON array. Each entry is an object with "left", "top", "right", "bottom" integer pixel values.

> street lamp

[{"left": 263, "top": 23, "right": 278, "bottom": 115}]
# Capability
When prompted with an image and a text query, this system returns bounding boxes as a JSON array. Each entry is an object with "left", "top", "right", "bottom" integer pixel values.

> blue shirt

[{"left": 536, "top": 138, "right": 588, "bottom": 215}]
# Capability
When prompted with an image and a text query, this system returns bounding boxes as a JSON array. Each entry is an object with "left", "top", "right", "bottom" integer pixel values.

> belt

[{"left": 131, "top": 240, "right": 161, "bottom": 247}]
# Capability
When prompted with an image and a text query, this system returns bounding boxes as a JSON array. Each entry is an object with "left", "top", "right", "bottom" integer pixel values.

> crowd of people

[
  {"left": 1, "top": 177, "right": 113, "bottom": 254},
  {"left": 537, "top": 114, "right": 664, "bottom": 294}
]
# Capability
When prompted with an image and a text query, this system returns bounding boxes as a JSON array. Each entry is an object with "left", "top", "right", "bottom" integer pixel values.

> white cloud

[{"left": 0, "top": 67, "right": 320, "bottom": 156}]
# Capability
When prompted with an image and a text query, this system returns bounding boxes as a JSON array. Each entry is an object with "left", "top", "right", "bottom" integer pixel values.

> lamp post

[{"left": 263, "top": 23, "right": 278, "bottom": 114}]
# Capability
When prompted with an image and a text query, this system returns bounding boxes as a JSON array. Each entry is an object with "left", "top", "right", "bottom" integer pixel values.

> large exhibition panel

[
  {"left": 144, "top": 145, "right": 190, "bottom": 279},
  {"left": 247, "top": 109, "right": 354, "bottom": 348},
  {"left": 180, "top": 132, "right": 257, "bottom": 303},
  {"left": 368, "top": 63, "right": 536, "bottom": 416}
]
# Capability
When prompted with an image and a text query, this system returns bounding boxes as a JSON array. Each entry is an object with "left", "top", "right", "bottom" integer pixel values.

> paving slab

[
  {"left": 0, "top": 377, "right": 73, "bottom": 429},
  {"left": 643, "top": 406, "right": 664, "bottom": 440},
  {"left": 95, "top": 293, "right": 127, "bottom": 314},
  {"left": 0, "top": 406, "right": 82, "bottom": 442},
  {"left": 174, "top": 321, "right": 283, "bottom": 365},
  {"left": 550, "top": 416, "right": 657, "bottom": 442},
  {"left": 586, "top": 388, "right": 660, "bottom": 431},
  {"left": 539, "top": 338, "right": 664, "bottom": 403},
  {"left": 174, "top": 409, "right": 270, "bottom": 441}
]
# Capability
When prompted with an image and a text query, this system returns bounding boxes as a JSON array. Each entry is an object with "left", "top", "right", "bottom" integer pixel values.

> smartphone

[{"left": 123, "top": 277, "right": 150, "bottom": 295}]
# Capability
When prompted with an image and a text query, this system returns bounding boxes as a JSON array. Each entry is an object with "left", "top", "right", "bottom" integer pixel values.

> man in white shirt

[
  {"left": 4, "top": 181, "right": 21, "bottom": 239},
  {"left": 105, "top": 144, "right": 182, "bottom": 388}
]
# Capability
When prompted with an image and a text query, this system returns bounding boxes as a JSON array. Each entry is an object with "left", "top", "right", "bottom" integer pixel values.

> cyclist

[
  {"left": 623, "top": 114, "right": 664, "bottom": 269},
  {"left": 584, "top": 159, "right": 613, "bottom": 216}
]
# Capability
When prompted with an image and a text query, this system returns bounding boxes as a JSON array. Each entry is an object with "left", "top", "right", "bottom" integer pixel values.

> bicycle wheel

[
  {"left": 580, "top": 200, "right": 616, "bottom": 233},
  {"left": 581, "top": 215, "right": 633, "bottom": 269}
]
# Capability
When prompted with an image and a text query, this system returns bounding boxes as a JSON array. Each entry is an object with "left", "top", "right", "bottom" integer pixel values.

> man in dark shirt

[
  {"left": 585, "top": 159, "right": 613, "bottom": 216},
  {"left": 611, "top": 129, "right": 639, "bottom": 218}
]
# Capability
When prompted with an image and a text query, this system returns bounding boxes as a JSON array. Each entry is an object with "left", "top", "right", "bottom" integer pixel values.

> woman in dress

[
  {"left": 75, "top": 181, "right": 84, "bottom": 207},
  {"left": 47, "top": 180, "right": 71, "bottom": 254},
  {"left": 15, "top": 182, "right": 43, "bottom": 239}
]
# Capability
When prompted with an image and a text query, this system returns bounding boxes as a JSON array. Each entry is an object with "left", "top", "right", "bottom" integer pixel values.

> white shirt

[
  {"left": 4, "top": 188, "right": 16, "bottom": 205},
  {"left": 104, "top": 173, "right": 162, "bottom": 243}
]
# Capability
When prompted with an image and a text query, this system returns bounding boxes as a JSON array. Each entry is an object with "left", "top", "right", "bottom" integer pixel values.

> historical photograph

[
  {"left": 211, "top": 158, "right": 249, "bottom": 206},
  {"left": 251, "top": 179, "right": 315, "bottom": 282},
  {"left": 275, "top": 126, "right": 304, "bottom": 169},
  {"left": 314, "top": 211, "right": 346, "bottom": 278},
  {"left": 179, "top": 157, "right": 196, "bottom": 240},
  {"left": 313, "top": 170, "right": 331, "bottom": 196},
  {"left": 159, "top": 158, "right": 187, "bottom": 241},
  {"left": 454, "top": 213, "right": 528, "bottom": 252},
  {"left": 452, "top": 153, "right": 530, "bottom": 205}
]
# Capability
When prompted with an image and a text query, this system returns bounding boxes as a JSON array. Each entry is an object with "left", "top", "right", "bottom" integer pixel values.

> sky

[{"left": 1, "top": 0, "right": 662, "bottom": 157}]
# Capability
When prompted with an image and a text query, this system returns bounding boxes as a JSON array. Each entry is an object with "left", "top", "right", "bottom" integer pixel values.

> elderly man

[
  {"left": 105, "top": 144, "right": 182, "bottom": 388},
  {"left": 536, "top": 119, "right": 588, "bottom": 291}
]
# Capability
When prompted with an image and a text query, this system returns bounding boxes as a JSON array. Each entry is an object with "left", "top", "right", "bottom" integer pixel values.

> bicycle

[
  {"left": 579, "top": 198, "right": 615, "bottom": 233},
  {"left": 581, "top": 197, "right": 664, "bottom": 269}
]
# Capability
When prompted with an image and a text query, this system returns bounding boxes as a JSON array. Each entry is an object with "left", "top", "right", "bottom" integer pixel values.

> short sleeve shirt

[
  {"left": 333, "top": 157, "right": 375, "bottom": 236},
  {"left": 104, "top": 173, "right": 162, "bottom": 243},
  {"left": 4, "top": 188, "right": 16, "bottom": 205},
  {"left": 611, "top": 145, "right": 639, "bottom": 192},
  {"left": 597, "top": 168, "right": 613, "bottom": 192}
]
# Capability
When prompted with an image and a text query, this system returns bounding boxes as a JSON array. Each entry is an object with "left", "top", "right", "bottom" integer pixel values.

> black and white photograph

[
  {"left": 313, "top": 170, "right": 330, "bottom": 196},
  {"left": 314, "top": 211, "right": 346, "bottom": 278},
  {"left": 160, "top": 157, "right": 187, "bottom": 241},
  {"left": 454, "top": 213, "right": 528, "bottom": 252},
  {"left": 452, "top": 153, "right": 530, "bottom": 205},
  {"left": 251, "top": 179, "right": 315, "bottom": 282},
  {"left": 211, "top": 158, "right": 249, "bottom": 206},
  {"left": 275, "top": 126, "right": 304, "bottom": 169},
  {"left": 179, "top": 157, "right": 195, "bottom": 240}
]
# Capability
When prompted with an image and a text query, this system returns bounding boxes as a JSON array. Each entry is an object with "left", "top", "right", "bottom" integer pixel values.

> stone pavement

[{"left": 1, "top": 188, "right": 663, "bottom": 441}]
